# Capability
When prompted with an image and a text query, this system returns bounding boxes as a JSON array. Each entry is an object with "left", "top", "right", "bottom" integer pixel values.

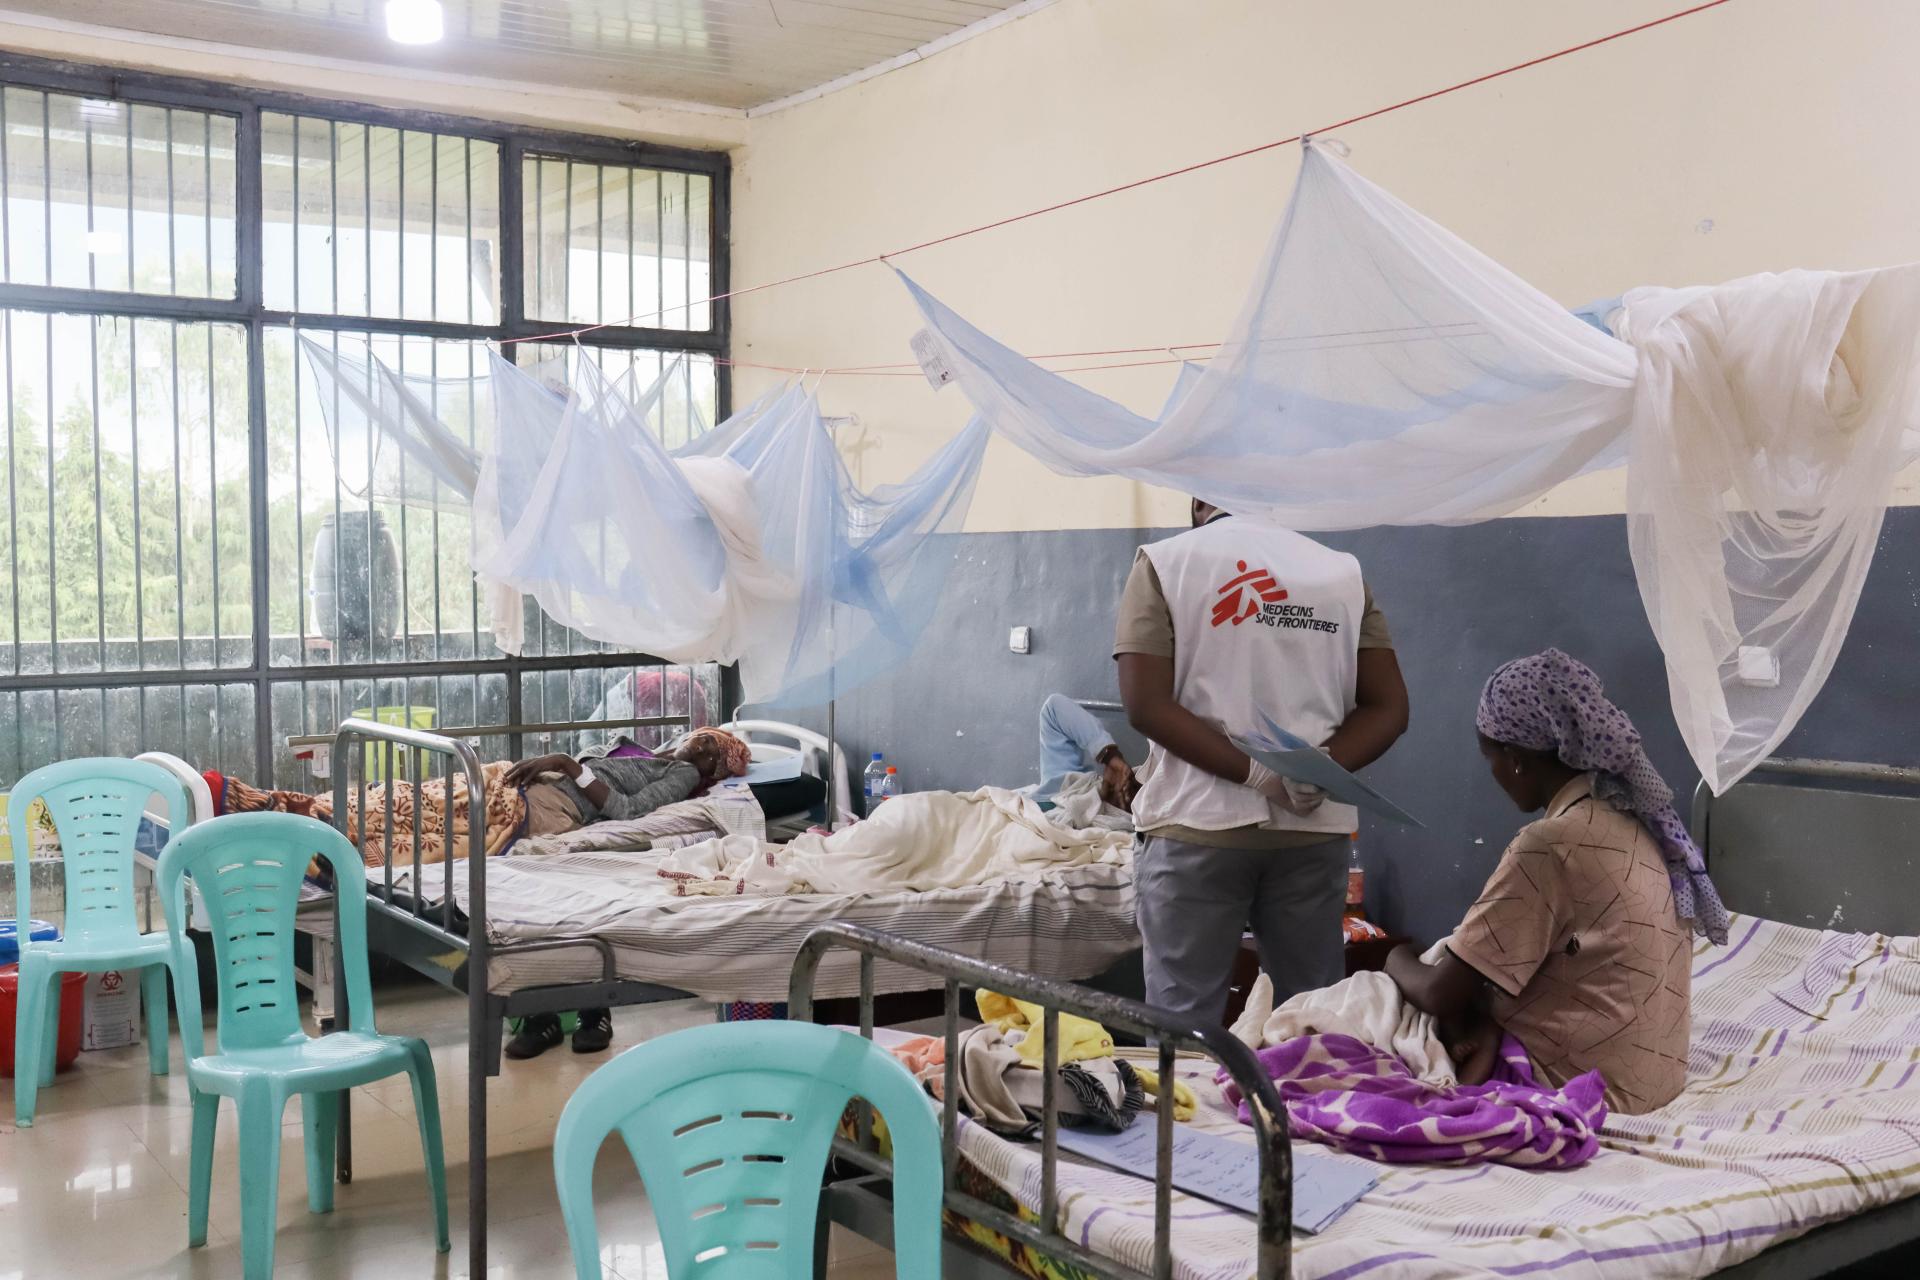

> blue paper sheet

[
  {"left": 1238, "top": 712, "right": 1424, "bottom": 827},
  {"left": 1055, "top": 1121, "right": 1376, "bottom": 1234}
]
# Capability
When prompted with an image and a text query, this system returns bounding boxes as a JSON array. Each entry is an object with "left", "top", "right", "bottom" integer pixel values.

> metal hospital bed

[
  {"left": 319, "top": 712, "right": 851, "bottom": 1276},
  {"left": 795, "top": 755, "right": 1920, "bottom": 1280}
]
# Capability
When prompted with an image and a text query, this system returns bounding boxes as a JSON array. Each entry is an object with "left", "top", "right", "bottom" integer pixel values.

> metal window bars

[
  {"left": 0, "top": 50, "right": 731, "bottom": 794},
  {"left": 789, "top": 922, "right": 1296, "bottom": 1280}
]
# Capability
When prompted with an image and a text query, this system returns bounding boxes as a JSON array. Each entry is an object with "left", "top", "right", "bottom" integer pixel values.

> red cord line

[{"left": 502, "top": 0, "right": 1736, "bottom": 349}]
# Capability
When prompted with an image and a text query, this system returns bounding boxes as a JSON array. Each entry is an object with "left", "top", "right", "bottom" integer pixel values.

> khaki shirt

[
  {"left": 1449, "top": 774, "right": 1693, "bottom": 1115},
  {"left": 1111, "top": 548, "right": 1391, "bottom": 850}
]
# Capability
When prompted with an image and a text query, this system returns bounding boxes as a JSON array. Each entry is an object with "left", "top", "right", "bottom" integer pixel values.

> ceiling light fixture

[
  {"left": 84, "top": 229, "right": 123, "bottom": 257},
  {"left": 385, "top": 0, "right": 445, "bottom": 45}
]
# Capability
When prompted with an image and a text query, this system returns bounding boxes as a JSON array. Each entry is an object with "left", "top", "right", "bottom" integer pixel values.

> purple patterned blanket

[{"left": 1219, "top": 1032, "right": 1608, "bottom": 1169}]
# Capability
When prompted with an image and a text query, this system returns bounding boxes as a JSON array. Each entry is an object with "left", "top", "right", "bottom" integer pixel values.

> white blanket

[
  {"left": 1230, "top": 937, "right": 1455, "bottom": 1083},
  {"left": 655, "top": 786, "right": 1132, "bottom": 897}
]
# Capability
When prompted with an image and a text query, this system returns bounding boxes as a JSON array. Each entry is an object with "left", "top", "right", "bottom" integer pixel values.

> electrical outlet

[{"left": 1008, "top": 626, "right": 1032, "bottom": 654}]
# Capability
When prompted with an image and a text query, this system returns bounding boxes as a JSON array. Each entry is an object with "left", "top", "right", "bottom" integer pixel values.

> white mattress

[
  {"left": 951, "top": 913, "right": 1920, "bottom": 1279},
  {"left": 324, "top": 848, "right": 1137, "bottom": 1003}
]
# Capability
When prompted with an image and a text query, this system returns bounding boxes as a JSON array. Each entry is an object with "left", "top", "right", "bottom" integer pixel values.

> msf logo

[{"left": 1212, "top": 560, "right": 1287, "bottom": 627}]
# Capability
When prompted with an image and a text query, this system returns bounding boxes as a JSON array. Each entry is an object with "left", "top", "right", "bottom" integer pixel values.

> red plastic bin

[{"left": 0, "top": 965, "right": 87, "bottom": 1076}]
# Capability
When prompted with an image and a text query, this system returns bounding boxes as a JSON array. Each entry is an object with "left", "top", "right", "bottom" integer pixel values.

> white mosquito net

[
  {"left": 904, "top": 141, "right": 1920, "bottom": 792},
  {"left": 299, "top": 335, "right": 486, "bottom": 511},
  {"left": 300, "top": 340, "right": 991, "bottom": 707}
]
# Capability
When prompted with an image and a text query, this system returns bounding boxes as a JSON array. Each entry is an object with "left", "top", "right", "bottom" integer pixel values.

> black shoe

[
  {"left": 504, "top": 1014, "right": 563, "bottom": 1060},
  {"left": 572, "top": 1007, "right": 613, "bottom": 1054}
]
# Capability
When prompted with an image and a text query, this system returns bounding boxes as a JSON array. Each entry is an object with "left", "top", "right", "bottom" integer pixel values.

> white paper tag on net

[{"left": 909, "top": 329, "right": 955, "bottom": 390}]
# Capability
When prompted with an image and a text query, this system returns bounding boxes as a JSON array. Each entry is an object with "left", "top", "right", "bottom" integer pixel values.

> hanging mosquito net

[
  {"left": 903, "top": 141, "right": 1920, "bottom": 793},
  {"left": 300, "top": 340, "right": 991, "bottom": 707}
]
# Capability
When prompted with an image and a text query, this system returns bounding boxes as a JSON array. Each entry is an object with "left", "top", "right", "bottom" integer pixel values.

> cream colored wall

[{"left": 732, "top": 0, "right": 1920, "bottom": 532}]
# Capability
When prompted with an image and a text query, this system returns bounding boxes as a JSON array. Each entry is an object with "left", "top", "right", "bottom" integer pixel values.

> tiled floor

[{"left": 0, "top": 982, "right": 900, "bottom": 1279}]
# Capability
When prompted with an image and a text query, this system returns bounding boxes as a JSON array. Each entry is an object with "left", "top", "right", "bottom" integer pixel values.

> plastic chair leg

[
  {"left": 302, "top": 1091, "right": 341, "bottom": 1215},
  {"left": 235, "top": 1083, "right": 288, "bottom": 1280},
  {"left": 12, "top": 961, "right": 49, "bottom": 1127},
  {"left": 404, "top": 1042, "right": 451, "bottom": 1252},
  {"left": 188, "top": 1090, "right": 218, "bottom": 1248},
  {"left": 140, "top": 964, "right": 171, "bottom": 1077},
  {"left": 41, "top": 973, "right": 61, "bottom": 1079}
]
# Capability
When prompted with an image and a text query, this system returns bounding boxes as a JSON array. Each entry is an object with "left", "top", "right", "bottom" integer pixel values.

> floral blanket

[{"left": 212, "top": 762, "right": 525, "bottom": 869}]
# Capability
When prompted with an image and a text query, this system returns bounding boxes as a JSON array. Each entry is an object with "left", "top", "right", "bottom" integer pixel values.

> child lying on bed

[{"left": 1384, "top": 650, "right": 1729, "bottom": 1115}]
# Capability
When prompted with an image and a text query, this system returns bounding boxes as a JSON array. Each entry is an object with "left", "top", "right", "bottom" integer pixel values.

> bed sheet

[
  {"left": 951, "top": 913, "right": 1920, "bottom": 1280},
  {"left": 349, "top": 847, "right": 1138, "bottom": 1002}
]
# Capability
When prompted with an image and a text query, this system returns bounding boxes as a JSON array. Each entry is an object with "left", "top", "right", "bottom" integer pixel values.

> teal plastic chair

[
  {"left": 553, "top": 1021, "right": 943, "bottom": 1280},
  {"left": 9, "top": 757, "right": 190, "bottom": 1126},
  {"left": 156, "top": 812, "right": 449, "bottom": 1279}
]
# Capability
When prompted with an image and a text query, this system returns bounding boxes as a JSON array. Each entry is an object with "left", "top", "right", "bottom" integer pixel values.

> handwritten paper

[{"left": 1055, "top": 1121, "right": 1377, "bottom": 1234}]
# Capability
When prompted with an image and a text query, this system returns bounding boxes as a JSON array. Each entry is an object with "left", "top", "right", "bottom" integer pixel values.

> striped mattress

[{"left": 952, "top": 912, "right": 1920, "bottom": 1279}]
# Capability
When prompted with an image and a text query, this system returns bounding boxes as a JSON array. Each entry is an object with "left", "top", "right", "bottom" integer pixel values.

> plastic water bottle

[
  {"left": 873, "top": 765, "right": 901, "bottom": 806},
  {"left": 863, "top": 753, "right": 887, "bottom": 805},
  {"left": 1345, "top": 832, "right": 1365, "bottom": 918}
]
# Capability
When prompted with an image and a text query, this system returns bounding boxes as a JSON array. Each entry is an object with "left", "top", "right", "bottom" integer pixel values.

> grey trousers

[{"left": 1135, "top": 834, "right": 1348, "bottom": 1028}]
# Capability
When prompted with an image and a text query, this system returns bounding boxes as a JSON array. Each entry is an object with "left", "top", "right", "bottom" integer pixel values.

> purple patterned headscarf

[{"left": 1476, "top": 649, "right": 1730, "bottom": 945}]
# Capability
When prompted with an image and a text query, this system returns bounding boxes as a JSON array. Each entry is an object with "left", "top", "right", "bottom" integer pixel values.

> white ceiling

[{"left": 10, "top": 0, "right": 1034, "bottom": 112}]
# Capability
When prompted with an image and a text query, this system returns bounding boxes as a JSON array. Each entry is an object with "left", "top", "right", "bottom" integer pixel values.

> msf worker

[{"left": 1116, "top": 498, "right": 1409, "bottom": 1023}]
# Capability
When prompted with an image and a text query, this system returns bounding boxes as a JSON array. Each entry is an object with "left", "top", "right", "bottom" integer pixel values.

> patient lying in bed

[
  {"left": 505, "top": 727, "right": 750, "bottom": 836},
  {"left": 209, "top": 727, "right": 754, "bottom": 870}
]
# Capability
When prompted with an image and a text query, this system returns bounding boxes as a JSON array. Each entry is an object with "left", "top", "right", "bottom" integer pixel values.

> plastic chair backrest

[
  {"left": 554, "top": 1021, "right": 943, "bottom": 1279},
  {"left": 156, "top": 812, "right": 376, "bottom": 1054},
  {"left": 8, "top": 758, "right": 189, "bottom": 944}
]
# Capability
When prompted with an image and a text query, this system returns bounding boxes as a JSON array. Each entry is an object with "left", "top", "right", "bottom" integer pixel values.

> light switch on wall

[
  {"left": 1008, "top": 626, "right": 1032, "bottom": 654},
  {"left": 1737, "top": 645, "right": 1780, "bottom": 687}
]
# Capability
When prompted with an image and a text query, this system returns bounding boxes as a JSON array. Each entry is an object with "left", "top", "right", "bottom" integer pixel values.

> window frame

[{"left": 0, "top": 50, "right": 734, "bottom": 783}]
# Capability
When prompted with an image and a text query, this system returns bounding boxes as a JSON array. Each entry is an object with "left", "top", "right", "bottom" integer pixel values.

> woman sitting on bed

[{"left": 1385, "top": 649, "right": 1730, "bottom": 1115}]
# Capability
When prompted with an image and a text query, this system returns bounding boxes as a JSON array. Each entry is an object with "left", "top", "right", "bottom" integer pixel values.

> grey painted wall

[{"left": 748, "top": 510, "right": 1920, "bottom": 944}]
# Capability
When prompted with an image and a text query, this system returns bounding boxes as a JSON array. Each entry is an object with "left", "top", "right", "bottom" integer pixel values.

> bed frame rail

[
  {"left": 791, "top": 922, "right": 1295, "bottom": 1280},
  {"left": 326, "top": 716, "right": 648, "bottom": 1278}
]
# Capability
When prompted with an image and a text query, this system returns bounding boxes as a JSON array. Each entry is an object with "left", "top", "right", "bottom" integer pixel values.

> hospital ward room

[{"left": 8, "top": 3, "right": 1920, "bottom": 1279}]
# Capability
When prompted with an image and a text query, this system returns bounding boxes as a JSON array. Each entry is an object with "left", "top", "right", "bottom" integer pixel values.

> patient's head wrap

[
  {"left": 1477, "top": 649, "right": 1729, "bottom": 945},
  {"left": 686, "top": 726, "right": 753, "bottom": 779}
]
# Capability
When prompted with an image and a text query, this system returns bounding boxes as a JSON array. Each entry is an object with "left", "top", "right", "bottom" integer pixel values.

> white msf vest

[{"left": 1131, "top": 518, "right": 1363, "bottom": 837}]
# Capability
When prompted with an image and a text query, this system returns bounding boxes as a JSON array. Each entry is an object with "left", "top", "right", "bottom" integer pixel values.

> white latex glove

[{"left": 1243, "top": 758, "right": 1326, "bottom": 816}]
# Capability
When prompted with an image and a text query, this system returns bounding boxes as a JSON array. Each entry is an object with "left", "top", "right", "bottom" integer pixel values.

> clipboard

[{"left": 1238, "top": 712, "right": 1424, "bottom": 828}]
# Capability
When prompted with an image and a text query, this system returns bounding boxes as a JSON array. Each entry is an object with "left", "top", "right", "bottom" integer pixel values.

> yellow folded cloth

[
  {"left": 1133, "top": 1066, "right": 1197, "bottom": 1121},
  {"left": 975, "top": 990, "right": 1115, "bottom": 1068}
]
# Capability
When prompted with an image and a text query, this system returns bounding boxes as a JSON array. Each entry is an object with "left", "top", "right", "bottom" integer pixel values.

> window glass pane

[
  {"left": 264, "top": 327, "right": 493, "bottom": 669},
  {"left": 515, "top": 340, "right": 717, "bottom": 448},
  {"left": 262, "top": 112, "right": 501, "bottom": 323},
  {"left": 268, "top": 672, "right": 511, "bottom": 788},
  {"left": 0, "top": 311, "right": 252, "bottom": 677},
  {"left": 523, "top": 154, "right": 712, "bottom": 331},
  {"left": 0, "top": 681, "right": 254, "bottom": 792},
  {"left": 518, "top": 662, "right": 720, "bottom": 757},
  {"left": 0, "top": 89, "right": 237, "bottom": 298}
]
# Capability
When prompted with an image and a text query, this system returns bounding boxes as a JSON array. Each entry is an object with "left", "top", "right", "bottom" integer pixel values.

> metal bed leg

[
  {"left": 813, "top": 1189, "right": 832, "bottom": 1279},
  {"left": 481, "top": 1013, "right": 504, "bottom": 1076},
  {"left": 470, "top": 999, "right": 487, "bottom": 1276}
]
